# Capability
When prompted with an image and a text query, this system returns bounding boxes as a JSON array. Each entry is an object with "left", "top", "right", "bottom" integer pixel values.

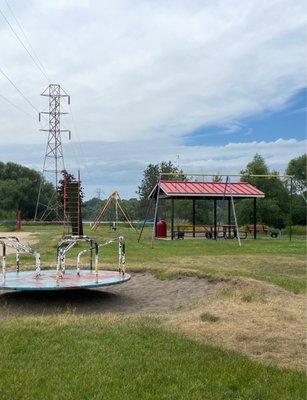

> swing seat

[{"left": 177, "top": 230, "right": 185, "bottom": 239}]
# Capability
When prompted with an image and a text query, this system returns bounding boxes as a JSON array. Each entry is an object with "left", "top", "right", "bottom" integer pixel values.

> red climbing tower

[{"left": 63, "top": 172, "right": 83, "bottom": 236}]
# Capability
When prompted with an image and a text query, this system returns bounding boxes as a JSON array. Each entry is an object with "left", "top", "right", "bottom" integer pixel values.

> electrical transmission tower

[{"left": 34, "top": 84, "right": 71, "bottom": 221}]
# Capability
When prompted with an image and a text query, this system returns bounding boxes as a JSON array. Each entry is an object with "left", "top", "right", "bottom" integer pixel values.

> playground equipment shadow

[{"left": 0, "top": 272, "right": 217, "bottom": 317}]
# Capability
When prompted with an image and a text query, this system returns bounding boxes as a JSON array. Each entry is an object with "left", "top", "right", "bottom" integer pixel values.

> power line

[
  {"left": 4, "top": 0, "right": 49, "bottom": 81},
  {"left": 0, "top": 69, "right": 50, "bottom": 127},
  {"left": 0, "top": 93, "right": 33, "bottom": 117},
  {"left": 68, "top": 103, "right": 91, "bottom": 181},
  {"left": 0, "top": 7, "right": 49, "bottom": 81},
  {"left": 0, "top": 66, "right": 40, "bottom": 113}
]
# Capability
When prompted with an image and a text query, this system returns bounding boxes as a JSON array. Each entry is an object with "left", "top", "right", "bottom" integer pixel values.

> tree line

[
  {"left": 0, "top": 162, "right": 54, "bottom": 220},
  {"left": 84, "top": 154, "right": 306, "bottom": 228},
  {"left": 0, "top": 154, "right": 305, "bottom": 228}
]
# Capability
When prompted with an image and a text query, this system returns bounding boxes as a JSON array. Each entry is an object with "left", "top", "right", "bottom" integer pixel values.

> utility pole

[
  {"left": 96, "top": 188, "right": 103, "bottom": 200},
  {"left": 34, "top": 84, "right": 71, "bottom": 221}
]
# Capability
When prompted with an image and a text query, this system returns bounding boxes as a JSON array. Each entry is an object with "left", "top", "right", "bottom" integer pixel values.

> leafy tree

[
  {"left": 286, "top": 154, "right": 306, "bottom": 193},
  {"left": 137, "top": 163, "right": 159, "bottom": 201},
  {"left": 0, "top": 162, "right": 55, "bottom": 219},
  {"left": 212, "top": 174, "right": 223, "bottom": 182},
  {"left": 241, "top": 153, "right": 269, "bottom": 176},
  {"left": 286, "top": 153, "right": 306, "bottom": 182},
  {"left": 236, "top": 199, "right": 255, "bottom": 225},
  {"left": 121, "top": 198, "right": 140, "bottom": 220},
  {"left": 57, "top": 170, "right": 84, "bottom": 207},
  {"left": 136, "top": 161, "right": 186, "bottom": 220},
  {"left": 237, "top": 154, "right": 290, "bottom": 227},
  {"left": 83, "top": 197, "right": 101, "bottom": 220},
  {"left": 291, "top": 195, "right": 306, "bottom": 225},
  {"left": 137, "top": 161, "right": 184, "bottom": 200}
]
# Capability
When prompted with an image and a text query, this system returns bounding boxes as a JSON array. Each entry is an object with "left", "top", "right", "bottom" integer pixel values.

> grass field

[
  {"left": 22, "top": 224, "right": 306, "bottom": 294},
  {"left": 0, "top": 316, "right": 305, "bottom": 400},
  {"left": 0, "top": 224, "right": 306, "bottom": 399}
]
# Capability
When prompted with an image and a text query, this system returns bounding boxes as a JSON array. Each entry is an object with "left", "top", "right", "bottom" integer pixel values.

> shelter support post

[
  {"left": 214, "top": 199, "right": 217, "bottom": 239},
  {"left": 151, "top": 180, "right": 161, "bottom": 247},
  {"left": 289, "top": 177, "right": 293, "bottom": 242},
  {"left": 171, "top": 198, "right": 174, "bottom": 240},
  {"left": 192, "top": 199, "right": 196, "bottom": 238},
  {"left": 137, "top": 198, "right": 153, "bottom": 243},
  {"left": 228, "top": 200, "right": 231, "bottom": 237},
  {"left": 253, "top": 198, "right": 257, "bottom": 240}
]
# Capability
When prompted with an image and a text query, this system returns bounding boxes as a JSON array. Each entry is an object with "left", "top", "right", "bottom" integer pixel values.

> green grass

[
  {"left": 0, "top": 316, "right": 305, "bottom": 400},
  {"left": 17, "top": 224, "right": 307, "bottom": 293},
  {"left": 0, "top": 223, "right": 17, "bottom": 232},
  {"left": 284, "top": 225, "right": 307, "bottom": 236},
  {"left": 1, "top": 225, "right": 306, "bottom": 398},
  {"left": 200, "top": 312, "right": 220, "bottom": 322}
]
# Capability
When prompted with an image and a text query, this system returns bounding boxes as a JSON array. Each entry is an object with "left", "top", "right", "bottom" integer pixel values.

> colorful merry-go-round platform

[
  {"left": 0, "top": 269, "right": 131, "bottom": 291},
  {"left": 0, "top": 235, "right": 130, "bottom": 292}
]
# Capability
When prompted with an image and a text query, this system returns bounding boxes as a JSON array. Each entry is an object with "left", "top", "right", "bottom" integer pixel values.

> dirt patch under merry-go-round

[{"left": 0, "top": 273, "right": 217, "bottom": 317}]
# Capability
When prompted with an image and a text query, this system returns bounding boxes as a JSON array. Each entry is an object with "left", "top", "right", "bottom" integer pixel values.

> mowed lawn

[
  {"left": 0, "top": 224, "right": 306, "bottom": 399},
  {"left": 0, "top": 316, "right": 305, "bottom": 400},
  {"left": 23, "top": 224, "right": 306, "bottom": 293}
]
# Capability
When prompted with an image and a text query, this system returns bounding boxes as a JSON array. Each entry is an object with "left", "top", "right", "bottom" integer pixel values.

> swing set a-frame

[{"left": 91, "top": 191, "right": 138, "bottom": 233}]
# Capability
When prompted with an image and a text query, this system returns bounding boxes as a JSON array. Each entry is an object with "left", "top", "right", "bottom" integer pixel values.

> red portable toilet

[{"left": 156, "top": 220, "right": 167, "bottom": 238}]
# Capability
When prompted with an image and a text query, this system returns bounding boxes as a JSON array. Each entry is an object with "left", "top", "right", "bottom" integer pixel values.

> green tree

[
  {"left": 241, "top": 153, "right": 269, "bottom": 176},
  {"left": 0, "top": 162, "right": 56, "bottom": 219},
  {"left": 137, "top": 161, "right": 183, "bottom": 200},
  {"left": 286, "top": 154, "right": 306, "bottom": 193},
  {"left": 83, "top": 197, "right": 102, "bottom": 220},
  {"left": 212, "top": 174, "right": 223, "bottom": 182},
  {"left": 237, "top": 154, "right": 290, "bottom": 227},
  {"left": 57, "top": 170, "right": 85, "bottom": 207},
  {"left": 291, "top": 195, "right": 306, "bottom": 225}
]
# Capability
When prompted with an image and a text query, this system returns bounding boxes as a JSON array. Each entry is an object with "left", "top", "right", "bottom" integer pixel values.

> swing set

[{"left": 91, "top": 191, "right": 138, "bottom": 233}]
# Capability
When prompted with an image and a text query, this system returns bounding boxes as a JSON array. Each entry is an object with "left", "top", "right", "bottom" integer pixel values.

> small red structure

[{"left": 156, "top": 220, "right": 167, "bottom": 238}]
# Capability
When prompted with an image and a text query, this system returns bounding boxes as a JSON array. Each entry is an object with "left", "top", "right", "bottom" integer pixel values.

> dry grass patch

[
  {"left": 157, "top": 254, "right": 306, "bottom": 273},
  {"left": 165, "top": 278, "right": 306, "bottom": 370},
  {"left": 0, "top": 231, "right": 38, "bottom": 254},
  {"left": 131, "top": 253, "right": 306, "bottom": 293}
]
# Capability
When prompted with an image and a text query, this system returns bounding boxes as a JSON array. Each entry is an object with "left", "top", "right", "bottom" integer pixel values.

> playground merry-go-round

[{"left": 0, "top": 234, "right": 130, "bottom": 291}]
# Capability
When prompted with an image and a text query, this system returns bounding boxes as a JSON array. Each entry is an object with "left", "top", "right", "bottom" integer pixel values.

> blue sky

[
  {"left": 0, "top": 0, "right": 306, "bottom": 198},
  {"left": 184, "top": 88, "right": 306, "bottom": 146}
]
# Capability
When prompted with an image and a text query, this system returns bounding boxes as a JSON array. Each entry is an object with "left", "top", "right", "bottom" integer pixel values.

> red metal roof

[{"left": 150, "top": 180, "right": 265, "bottom": 198}]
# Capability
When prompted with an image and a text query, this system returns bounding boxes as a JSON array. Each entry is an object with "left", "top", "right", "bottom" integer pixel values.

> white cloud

[
  {"left": 0, "top": 0, "right": 305, "bottom": 144},
  {"left": 0, "top": 1, "right": 305, "bottom": 198},
  {"left": 0, "top": 138, "right": 305, "bottom": 198}
]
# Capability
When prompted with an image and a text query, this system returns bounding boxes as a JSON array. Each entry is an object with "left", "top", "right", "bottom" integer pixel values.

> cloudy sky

[{"left": 0, "top": 0, "right": 306, "bottom": 198}]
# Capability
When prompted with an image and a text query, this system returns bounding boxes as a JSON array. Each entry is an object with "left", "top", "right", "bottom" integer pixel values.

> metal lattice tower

[{"left": 34, "top": 84, "right": 71, "bottom": 221}]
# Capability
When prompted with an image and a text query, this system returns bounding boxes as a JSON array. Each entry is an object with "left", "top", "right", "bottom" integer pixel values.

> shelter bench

[
  {"left": 245, "top": 224, "right": 268, "bottom": 235},
  {"left": 175, "top": 225, "right": 247, "bottom": 240}
]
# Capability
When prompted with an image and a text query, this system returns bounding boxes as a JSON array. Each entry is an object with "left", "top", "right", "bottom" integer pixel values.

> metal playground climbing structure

[{"left": 0, "top": 174, "right": 130, "bottom": 291}]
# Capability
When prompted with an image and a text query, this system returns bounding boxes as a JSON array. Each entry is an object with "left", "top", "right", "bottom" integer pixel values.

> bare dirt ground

[
  {"left": 0, "top": 273, "right": 216, "bottom": 316},
  {"left": 0, "top": 232, "right": 36, "bottom": 254}
]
